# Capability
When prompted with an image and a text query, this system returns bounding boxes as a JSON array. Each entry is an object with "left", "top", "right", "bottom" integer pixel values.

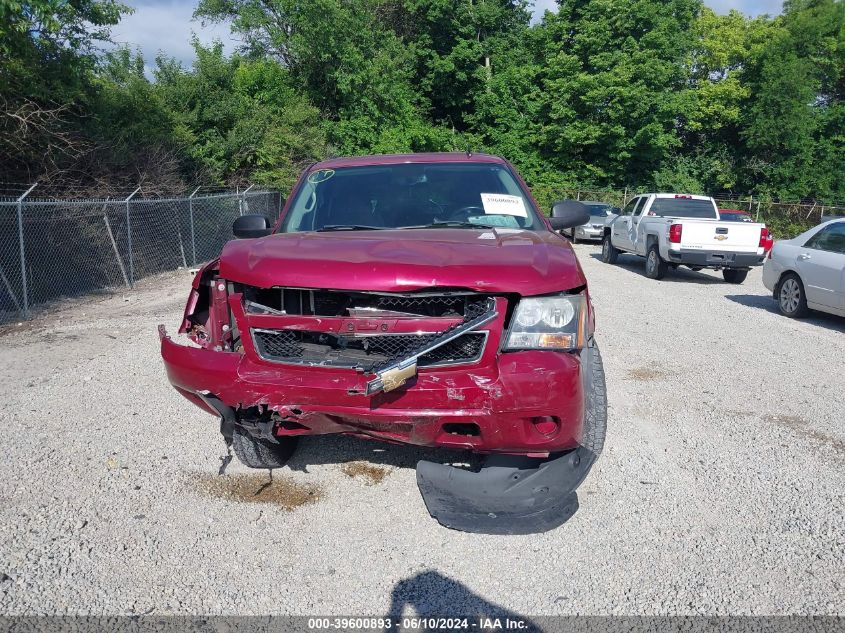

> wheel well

[
  {"left": 775, "top": 270, "right": 801, "bottom": 298},
  {"left": 646, "top": 234, "right": 659, "bottom": 249},
  {"left": 603, "top": 227, "right": 611, "bottom": 237}
]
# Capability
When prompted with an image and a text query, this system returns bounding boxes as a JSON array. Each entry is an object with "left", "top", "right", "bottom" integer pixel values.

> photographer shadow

[{"left": 386, "top": 570, "right": 540, "bottom": 628}]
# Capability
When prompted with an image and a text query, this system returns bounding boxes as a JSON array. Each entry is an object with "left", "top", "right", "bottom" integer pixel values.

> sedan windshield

[
  {"left": 584, "top": 203, "right": 614, "bottom": 217},
  {"left": 280, "top": 162, "right": 541, "bottom": 232}
]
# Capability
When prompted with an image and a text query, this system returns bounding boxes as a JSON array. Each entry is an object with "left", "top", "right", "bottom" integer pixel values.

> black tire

[
  {"left": 600, "top": 234, "right": 619, "bottom": 264},
  {"left": 644, "top": 244, "right": 667, "bottom": 279},
  {"left": 722, "top": 269, "right": 748, "bottom": 284},
  {"left": 776, "top": 273, "right": 809, "bottom": 318},
  {"left": 232, "top": 426, "right": 299, "bottom": 469},
  {"left": 580, "top": 343, "right": 608, "bottom": 458}
]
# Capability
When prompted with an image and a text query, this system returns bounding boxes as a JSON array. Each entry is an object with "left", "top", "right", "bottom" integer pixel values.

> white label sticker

[{"left": 480, "top": 193, "right": 527, "bottom": 218}]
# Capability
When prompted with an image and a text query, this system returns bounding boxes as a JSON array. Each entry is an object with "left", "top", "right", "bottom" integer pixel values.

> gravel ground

[{"left": 0, "top": 243, "right": 843, "bottom": 616}]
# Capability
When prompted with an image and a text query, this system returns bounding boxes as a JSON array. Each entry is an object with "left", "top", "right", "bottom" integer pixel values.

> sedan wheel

[{"left": 777, "top": 274, "right": 809, "bottom": 318}]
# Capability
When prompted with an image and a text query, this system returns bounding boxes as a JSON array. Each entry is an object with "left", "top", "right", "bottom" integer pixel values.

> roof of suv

[{"left": 309, "top": 152, "right": 507, "bottom": 170}]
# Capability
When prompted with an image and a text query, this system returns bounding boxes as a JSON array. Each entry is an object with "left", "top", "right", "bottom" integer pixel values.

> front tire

[
  {"left": 645, "top": 244, "right": 667, "bottom": 280},
  {"left": 777, "top": 273, "right": 809, "bottom": 318},
  {"left": 580, "top": 344, "right": 607, "bottom": 458},
  {"left": 232, "top": 426, "right": 299, "bottom": 469},
  {"left": 722, "top": 269, "right": 748, "bottom": 284},
  {"left": 601, "top": 234, "right": 619, "bottom": 264}
]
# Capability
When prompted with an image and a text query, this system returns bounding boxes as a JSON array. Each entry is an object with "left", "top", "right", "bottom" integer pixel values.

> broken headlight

[{"left": 504, "top": 295, "right": 587, "bottom": 350}]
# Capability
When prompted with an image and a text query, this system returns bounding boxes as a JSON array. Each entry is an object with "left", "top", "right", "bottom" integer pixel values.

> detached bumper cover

[{"left": 416, "top": 448, "right": 595, "bottom": 534}]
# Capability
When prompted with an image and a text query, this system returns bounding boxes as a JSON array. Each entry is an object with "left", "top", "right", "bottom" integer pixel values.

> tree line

[{"left": 1, "top": 0, "right": 843, "bottom": 205}]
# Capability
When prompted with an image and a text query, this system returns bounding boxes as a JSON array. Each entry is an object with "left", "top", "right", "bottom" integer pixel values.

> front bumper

[
  {"left": 575, "top": 226, "right": 604, "bottom": 240},
  {"left": 160, "top": 328, "right": 586, "bottom": 454},
  {"left": 666, "top": 248, "right": 765, "bottom": 268}
]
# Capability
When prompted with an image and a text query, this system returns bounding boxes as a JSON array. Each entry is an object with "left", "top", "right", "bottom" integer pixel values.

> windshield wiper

[
  {"left": 401, "top": 221, "right": 498, "bottom": 230},
  {"left": 316, "top": 225, "right": 386, "bottom": 232}
]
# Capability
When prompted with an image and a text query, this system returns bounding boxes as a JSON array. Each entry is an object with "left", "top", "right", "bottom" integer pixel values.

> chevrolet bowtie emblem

[{"left": 714, "top": 235, "right": 728, "bottom": 241}]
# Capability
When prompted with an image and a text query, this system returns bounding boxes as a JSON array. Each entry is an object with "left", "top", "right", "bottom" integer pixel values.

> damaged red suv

[{"left": 159, "top": 153, "right": 607, "bottom": 534}]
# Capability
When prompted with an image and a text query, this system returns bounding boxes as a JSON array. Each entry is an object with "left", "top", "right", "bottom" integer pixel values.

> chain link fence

[{"left": 0, "top": 189, "right": 283, "bottom": 323}]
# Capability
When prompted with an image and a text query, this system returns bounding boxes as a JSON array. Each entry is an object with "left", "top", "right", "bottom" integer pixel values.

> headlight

[{"left": 504, "top": 295, "right": 587, "bottom": 350}]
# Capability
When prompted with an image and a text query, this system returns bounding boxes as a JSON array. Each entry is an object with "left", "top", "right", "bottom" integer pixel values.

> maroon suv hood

[{"left": 218, "top": 228, "right": 585, "bottom": 295}]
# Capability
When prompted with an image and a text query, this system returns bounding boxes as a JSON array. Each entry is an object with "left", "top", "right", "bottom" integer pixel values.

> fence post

[
  {"left": 15, "top": 183, "right": 38, "bottom": 318},
  {"left": 102, "top": 198, "right": 130, "bottom": 288},
  {"left": 125, "top": 187, "right": 141, "bottom": 288},
  {"left": 240, "top": 184, "right": 255, "bottom": 216},
  {"left": 623, "top": 187, "right": 628, "bottom": 207},
  {"left": 189, "top": 186, "right": 201, "bottom": 266}
]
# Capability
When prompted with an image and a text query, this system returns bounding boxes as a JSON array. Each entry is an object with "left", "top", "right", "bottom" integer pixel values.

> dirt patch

[
  {"left": 626, "top": 367, "right": 665, "bottom": 381},
  {"left": 341, "top": 462, "right": 390, "bottom": 485},
  {"left": 194, "top": 472, "right": 323, "bottom": 510},
  {"left": 762, "top": 414, "right": 845, "bottom": 457}
]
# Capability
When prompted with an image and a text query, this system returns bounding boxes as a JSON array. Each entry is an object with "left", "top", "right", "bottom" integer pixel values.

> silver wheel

[
  {"left": 647, "top": 251, "right": 657, "bottom": 274},
  {"left": 602, "top": 239, "right": 609, "bottom": 258},
  {"left": 779, "top": 278, "right": 801, "bottom": 313}
]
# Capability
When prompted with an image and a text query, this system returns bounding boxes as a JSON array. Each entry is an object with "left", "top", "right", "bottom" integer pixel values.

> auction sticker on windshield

[{"left": 480, "top": 193, "right": 527, "bottom": 217}]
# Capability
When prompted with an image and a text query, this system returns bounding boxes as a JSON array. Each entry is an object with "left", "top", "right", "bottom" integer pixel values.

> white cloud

[{"left": 110, "top": 0, "right": 239, "bottom": 77}]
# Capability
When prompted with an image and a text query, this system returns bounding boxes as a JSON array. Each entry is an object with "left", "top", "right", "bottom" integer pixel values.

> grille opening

[
  {"left": 252, "top": 329, "right": 487, "bottom": 370},
  {"left": 240, "top": 287, "right": 489, "bottom": 319},
  {"left": 442, "top": 423, "right": 480, "bottom": 436}
]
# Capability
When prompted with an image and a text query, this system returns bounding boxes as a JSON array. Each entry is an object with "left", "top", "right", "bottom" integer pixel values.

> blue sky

[{"left": 111, "top": 0, "right": 784, "bottom": 76}]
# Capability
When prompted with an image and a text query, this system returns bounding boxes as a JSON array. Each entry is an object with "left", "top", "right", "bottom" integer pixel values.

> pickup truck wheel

[
  {"left": 600, "top": 235, "right": 618, "bottom": 264},
  {"left": 645, "top": 245, "right": 667, "bottom": 280},
  {"left": 580, "top": 343, "right": 608, "bottom": 458},
  {"left": 722, "top": 269, "right": 748, "bottom": 284},
  {"left": 232, "top": 426, "right": 299, "bottom": 469},
  {"left": 776, "top": 273, "right": 809, "bottom": 318}
]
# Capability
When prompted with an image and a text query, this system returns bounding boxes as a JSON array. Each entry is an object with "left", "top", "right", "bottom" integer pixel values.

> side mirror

[
  {"left": 549, "top": 200, "right": 591, "bottom": 231},
  {"left": 233, "top": 214, "right": 272, "bottom": 239}
]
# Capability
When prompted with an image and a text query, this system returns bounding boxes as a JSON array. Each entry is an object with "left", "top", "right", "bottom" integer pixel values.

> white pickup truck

[{"left": 600, "top": 193, "right": 768, "bottom": 283}]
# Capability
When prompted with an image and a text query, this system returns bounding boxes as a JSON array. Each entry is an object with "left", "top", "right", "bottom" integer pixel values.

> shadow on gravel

[
  {"left": 386, "top": 570, "right": 538, "bottom": 622},
  {"left": 725, "top": 294, "right": 845, "bottom": 333},
  {"left": 287, "top": 434, "right": 484, "bottom": 474},
  {"left": 587, "top": 253, "right": 725, "bottom": 284}
]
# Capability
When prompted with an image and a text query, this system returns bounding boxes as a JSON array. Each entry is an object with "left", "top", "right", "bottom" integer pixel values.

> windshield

[
  {"left": 719, "top": 211, "right": 754, "bottom": 222},
  {"left": 649, "top": 198, "right": 718, "bottom": 219},
  {"left": 280, "top": 162, "right": 541, "bottom": 232},
  {"left": 584, "top": 203, "right": 613, "bottom": 217}
]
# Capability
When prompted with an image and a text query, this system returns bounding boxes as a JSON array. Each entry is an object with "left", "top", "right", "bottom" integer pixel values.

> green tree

[
  {"left": 154, "top": 42, "right": 327, "bottom": 190},
  {"left": 0, "top": 0, "right": 130, "bottom": 182},
  {"left": 536, "top": 0, "right": 702, "bottom": 187},
  {"left": 741, "top": 0, "right": 845, "bottom": 200}
]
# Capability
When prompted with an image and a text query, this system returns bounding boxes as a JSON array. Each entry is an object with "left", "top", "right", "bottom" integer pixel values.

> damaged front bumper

[{"left": 159, "top": 325, "right": 587, "bottom": 455}]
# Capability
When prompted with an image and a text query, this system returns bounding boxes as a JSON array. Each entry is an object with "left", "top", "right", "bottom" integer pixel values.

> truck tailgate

[{"left": 680, "top": 221, "right": 762, "bottom": 253}]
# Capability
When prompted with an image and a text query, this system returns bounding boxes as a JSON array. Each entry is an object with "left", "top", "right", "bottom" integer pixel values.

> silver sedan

[
  {"left": 762, "top": 218, "right": 845, "bottom": 318},
  {"left": 561, "top": 201, "right": 618, "bottom": 243}
]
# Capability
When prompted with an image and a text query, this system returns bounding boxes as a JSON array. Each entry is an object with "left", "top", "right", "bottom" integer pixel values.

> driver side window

[
  {"left": 632, "top": 197, "right": 647, "bottom": 217},
  {"left": 805, "top": 222, "right": 845, "bottom": 254},
  {"left": 620, "top": 198, "right": 638, "bottom": 216}
]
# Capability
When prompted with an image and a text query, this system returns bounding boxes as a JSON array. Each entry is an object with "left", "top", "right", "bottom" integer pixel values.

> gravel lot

[{"left": 1, "top": 243, "right": 843, "bottom": 616}]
